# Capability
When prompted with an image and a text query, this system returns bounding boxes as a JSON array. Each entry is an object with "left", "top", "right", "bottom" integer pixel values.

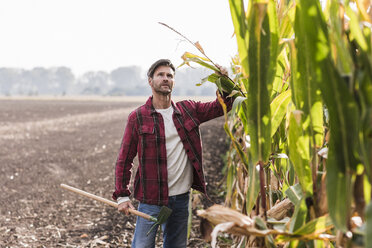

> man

[{"left": 112, "top": 59, "right": 232, "bottom": 247}]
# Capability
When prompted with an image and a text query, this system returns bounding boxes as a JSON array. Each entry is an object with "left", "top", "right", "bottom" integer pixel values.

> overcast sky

[{"left": 0, "top": 0, "right": 237, "bottom": 76}]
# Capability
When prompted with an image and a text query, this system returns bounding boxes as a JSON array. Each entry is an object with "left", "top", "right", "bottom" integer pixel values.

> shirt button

[
  {"left": 186, "top": 149, "right": 190, "bottom": 153},
  {"left": 192, "top": 159, "right": 196, "bottom": 163},
  {"left": 177, "top": 128, "right": 180, "bottom": 131}
]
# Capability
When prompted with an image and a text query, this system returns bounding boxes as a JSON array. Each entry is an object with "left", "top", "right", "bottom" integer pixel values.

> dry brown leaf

[
  {"left": 197, "top": 204, "right": 254, "bottom": 237},
  {"left": 195, "top": 41, "right": 205, "bottom": 54},
  {"left": 267, "top": 198, "right": 294, "bottom": 220}
]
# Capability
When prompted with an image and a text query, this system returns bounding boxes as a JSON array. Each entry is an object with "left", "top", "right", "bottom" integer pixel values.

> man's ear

[{"left": 148, "top": 77, "right": 152, "bottom": 86}]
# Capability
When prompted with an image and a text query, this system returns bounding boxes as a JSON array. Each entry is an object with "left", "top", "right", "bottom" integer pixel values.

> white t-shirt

[
  {"left": 118, "top": 106, "right": 193, "bottom": 204},
  {"left": 156, "top": 106, "right": 193, "bottom": 196}
]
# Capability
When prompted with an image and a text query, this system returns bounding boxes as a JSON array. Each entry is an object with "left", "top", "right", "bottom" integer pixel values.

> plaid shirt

[{"left": 113, "top": 95, "right": 232, "bottom": 205}]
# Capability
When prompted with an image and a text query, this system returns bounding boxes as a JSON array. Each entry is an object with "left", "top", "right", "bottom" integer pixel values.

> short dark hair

[{"left": 147, "top": 59, "right": 175, "bottom": 78}]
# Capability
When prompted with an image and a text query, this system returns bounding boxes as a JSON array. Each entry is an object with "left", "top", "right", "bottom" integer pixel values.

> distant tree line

[{"left": 0, "top": 66, "right": 217, "bottom": 96}]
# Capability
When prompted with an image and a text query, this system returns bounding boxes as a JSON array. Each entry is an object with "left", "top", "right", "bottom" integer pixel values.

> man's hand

[
  {"left": 118, "top": 200, "right": 135, "bottom": 215},
  {"left": 215, "top": 64, "right": 228, "bottom": 77}
]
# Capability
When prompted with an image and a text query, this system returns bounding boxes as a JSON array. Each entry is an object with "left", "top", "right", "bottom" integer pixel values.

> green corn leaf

[
  {"left": 297, "top": 0, "right": 359, "bottom": 231},
  {"left": 267, "top": 0, "right": 280, "bottom": 88},
  {"left": 319, "top": 35, "right": 357, "bottom": 232},
  {"left": 239, "top": 100, "right": 249, "bottom": 134},
  {"left": 314, "top": 240, "right": 327, "bottom": 248},
  {"left": 224, "top": 123, "right": 249, "bottom": 170},
  {"left": 292, "top": 7, "right": 324, "bottom": 148},
  {"left": 279, "top": 0, "right": 295, "bottom": 42},
  {"left": 276, "top": 215, "right": 333, "bottom": 243},
  {"left": 285, "top": 183, "right": 303, "bottom": 206},
  {"left": 204, "top": 73, "right": 219, "bottom": 84},
  {"left": 178, "top": 56, "right": 217, "bottom": 71},
  {"left": 215, "top": 77, "right": 223, "bottom": 93},
  {"left": 246, "top": 2, "right": 272, "bottom": 165},
  {"left": 218, "top": 93, "right": 250, "bottom": 171},
  {"left": 255, "top": 216, "right": 277, "bottom": 247},
  {"left": 201, "top": 72, "right": 238, "bottom": 95},
  {"left": 346, "top": 6, "right": 368, "bottom": 52},
  {"left": 357, "top": 31, "right": 372, "bottom": 180},
  {"left": 271, "top": 57, "right": 285, "bottom": 99},
  {"left": 365, "top": 201, "right": 372, "bottom": 247},
  {"left": 270, "top": 90, "right": 291, "bottom": 137},
  {"left": 271, "top": 49, "right": 289, "bottom": 99},
  {"left": 231, "top": 96, "right": 248, "bottom": 114},
  {"left": 289, "top": 197, "right": 307, "bottom": 233},
  {"left": 293, "top": 215, "right": 333, "bottom": 236},
  {"left": 246, "top": 161, "right": 260, "bottom": 213},
  {"left": 226, "top": 162, "right": 236, "bottom": 204},
  {"left": 220, "top": 76, "right": 237, "bottom": 94},
  {"left": 364, "top": 174, "right": 372, "bottom": 205},
  {"left": 328, "top": 1, "right": 353, "bottom": 74},
  {"left": 285, "top": 184, "right": 307, "bottom": 235},
  {"left": 229, "top": 0, "right": 249, "bottom": 77},
  {"left": 288, "top": 111, "right": 313, "bottom": 195}
]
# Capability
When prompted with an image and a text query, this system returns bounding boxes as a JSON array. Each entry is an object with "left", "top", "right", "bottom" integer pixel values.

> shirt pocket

[
  {"left": 139, "top": 125, "right": 155, "bottom": 135},
  {"left": 139, "top": 124, "right": 156, "bottom": 148}
]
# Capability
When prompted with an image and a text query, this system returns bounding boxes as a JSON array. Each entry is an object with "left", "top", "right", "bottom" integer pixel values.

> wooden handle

[{"left": 60, "top": 184, "right": 153, "bottom": 220}]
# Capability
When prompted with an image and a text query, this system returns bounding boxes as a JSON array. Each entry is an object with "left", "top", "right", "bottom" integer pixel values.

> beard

[{"left": 154, "top": 82, "right": 173, "bottom": 95}]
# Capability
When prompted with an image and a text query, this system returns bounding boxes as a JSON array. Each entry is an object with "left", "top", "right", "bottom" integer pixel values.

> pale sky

[{"left": 0, "top": 0, "right": 237, "bottom": 76}]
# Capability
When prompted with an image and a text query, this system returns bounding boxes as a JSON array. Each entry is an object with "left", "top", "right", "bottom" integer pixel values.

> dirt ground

[{"left": 0, "top": 97, "right": 229, "bottom": 247}]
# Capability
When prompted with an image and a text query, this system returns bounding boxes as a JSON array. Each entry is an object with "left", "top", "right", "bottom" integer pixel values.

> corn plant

[{"left": 164, "top": 0, "right": 371, "bottom": 246}]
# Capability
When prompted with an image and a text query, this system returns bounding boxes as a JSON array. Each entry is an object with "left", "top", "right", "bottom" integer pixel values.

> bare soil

[{"left": 0, "top": 98, "right": 229, "bottom": 247}]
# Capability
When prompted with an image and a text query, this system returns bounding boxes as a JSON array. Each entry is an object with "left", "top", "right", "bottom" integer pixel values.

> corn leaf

[
  {"left": 231, "top": 96, "right": 248, "bottom": 114},
  {"left": 293, "top": 215, "right": 333, "bottom": 236},
  {"left": 270, "top": 90, "right": 291, "bottom": 137},
  {"left": 277, "top": 215, "right": 333, "bottom": 243},
  {"left": 255, "top": 216, "right": 277, "bottom": 247},
  {"left": 292, "top": 7, "right": 324, "bottom": 148},
  {"left": 246, "top": 162, "right": 260, "bottom": 213},
  {"left": 328, "top": 1, "right": 353, "bottom": 74},
  {"left": 179, "top": 56, "right": 217, "bottom": 71},
  {"left": 285, "top": 183, "right": 303, "bottom": 206},
  {"left": 289, "top": 197, "right": 307, "bottom": 233},
  {"left": 297, "top": 0, "right": 359, "bottom": 231},
  {"left": 229, "top": 0, "right": 249, "bottom": 77},
  {"left": 267, "top": 0, "right": 280, "bottom": 88},
  {"left": 365, "top": 201, "right": 372, "bottom": 247},
  {"left": 246, "top": 2, "right": 272, "bottom": 165},
  {"left": 346, "top": 6, "right": 368, "bottom": 52},
  {"left": 288, "top": 111, "right": 313, "bottom": 195}
]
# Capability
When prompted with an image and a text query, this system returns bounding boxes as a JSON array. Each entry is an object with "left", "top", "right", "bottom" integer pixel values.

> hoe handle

[{"left": 60, "top": 184, "right": 153, "bottom": 221}]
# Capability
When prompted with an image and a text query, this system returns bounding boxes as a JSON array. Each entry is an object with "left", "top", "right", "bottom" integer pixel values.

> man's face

[{"left": 149, "top": 65, "right": 175, "bottom": 95}]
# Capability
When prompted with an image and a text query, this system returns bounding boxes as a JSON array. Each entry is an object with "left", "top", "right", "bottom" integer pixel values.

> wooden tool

[{"left": 60, "top": 183, "right": 172, "bottom": 232}]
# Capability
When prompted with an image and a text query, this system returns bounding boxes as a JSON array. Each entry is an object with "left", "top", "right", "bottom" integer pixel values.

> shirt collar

[{"left": 145, "top": 96, "right": 181, "bottom": 115}]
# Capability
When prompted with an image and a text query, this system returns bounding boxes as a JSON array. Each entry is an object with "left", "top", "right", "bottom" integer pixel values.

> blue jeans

[{"left": 132, "top": 192, "right": 190, "bottom": 248}]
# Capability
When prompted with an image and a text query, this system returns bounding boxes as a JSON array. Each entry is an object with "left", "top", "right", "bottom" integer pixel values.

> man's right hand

[{"left": 118, "top": 200, "right": 135, "bottom": 215}]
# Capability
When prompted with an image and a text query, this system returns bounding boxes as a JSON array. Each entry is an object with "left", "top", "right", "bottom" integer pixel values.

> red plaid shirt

[{"left": 113, "top": 95, "right": 232, "bottom": 205}]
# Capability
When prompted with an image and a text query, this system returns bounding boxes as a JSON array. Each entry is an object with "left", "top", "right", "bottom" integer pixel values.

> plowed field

[{"left": 0, "top": 97, "right": 228, "bottom": 247}]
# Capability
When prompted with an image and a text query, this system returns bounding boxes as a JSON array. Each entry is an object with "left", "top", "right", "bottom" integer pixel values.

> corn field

[{"left": 177, "top": 0, "right": 372, "bottom": 247}]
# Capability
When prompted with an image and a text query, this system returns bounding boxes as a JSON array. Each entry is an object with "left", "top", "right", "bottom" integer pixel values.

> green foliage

[{"left": 176, "top": 0, "right": 372, "bottom": 246}]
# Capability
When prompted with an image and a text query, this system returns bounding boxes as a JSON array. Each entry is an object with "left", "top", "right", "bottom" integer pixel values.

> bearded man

[{"left": 113, "top": 59, "right": 232, "bottom": 247}]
